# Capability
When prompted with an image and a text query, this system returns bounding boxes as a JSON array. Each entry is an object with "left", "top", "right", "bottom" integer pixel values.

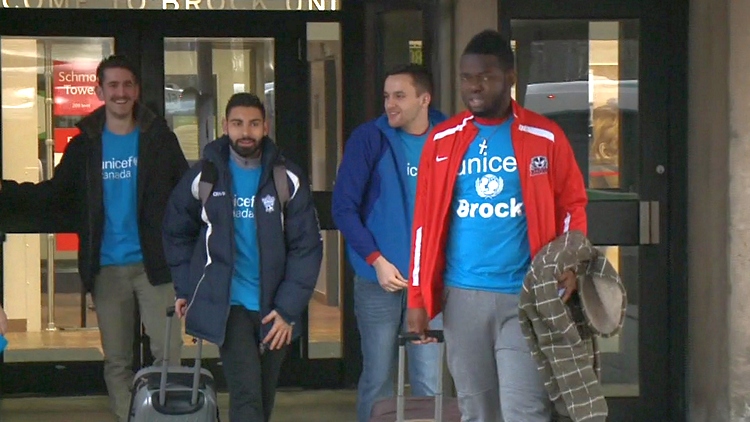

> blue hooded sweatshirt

[{"left": 332, "top": 109, "right": 447, "bottom": 282}]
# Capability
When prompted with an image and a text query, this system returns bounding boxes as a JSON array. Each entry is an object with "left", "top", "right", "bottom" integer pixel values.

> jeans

[
  {"left": 219, "top": 306, "right": 288, "bottom": 422},
  {"left": 353, "top": 276, "right": 443, "bottom": 422},
  {"left": 92, "top": 263, "right": 183, "bottom": 422}
]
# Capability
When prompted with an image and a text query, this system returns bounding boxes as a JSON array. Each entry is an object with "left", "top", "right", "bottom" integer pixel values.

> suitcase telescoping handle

[
  {"left": 159, "top": 306, "right": 203, "bottom": 408},
  {"left": 397, "top": 330, "right": 445, "bottom": 422}
]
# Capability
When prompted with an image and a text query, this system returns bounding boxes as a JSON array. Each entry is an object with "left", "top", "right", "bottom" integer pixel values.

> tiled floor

[
  {"left": 5, "top": 294, "right": 343, "bottom": 362},
  {"left": 0, "top": 389, "right": 358, "bottom": 422}
]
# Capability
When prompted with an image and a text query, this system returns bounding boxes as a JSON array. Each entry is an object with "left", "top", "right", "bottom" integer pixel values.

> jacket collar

[
  {"left": 510, "top": 99, "right": 526, "bottom": 121},
  {"left": 457, "top": 99, "right": 526, "bottom": 127},
  {"left": 75, "top": 102, "right": 160, "bottom": 139},
  {"left": 374, "top": 107, "right": 448, "bottom": 141}
]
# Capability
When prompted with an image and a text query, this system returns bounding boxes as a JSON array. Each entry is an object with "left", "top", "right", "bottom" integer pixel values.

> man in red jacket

[{"left": 407, "top": 30, "right": 588, "bottom": 421}]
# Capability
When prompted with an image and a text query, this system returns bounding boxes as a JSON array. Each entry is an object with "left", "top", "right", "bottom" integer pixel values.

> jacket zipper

[
  {"left": 227, "top": 166, "right": 236, "bottom": 334},
  {"left": 256, "top": 158, "right": 281, "bottom": 348},
  {"left": 254, "top": 177, "right": 267, "bottom": 348},
  {"left": 185, "top": 162, "right": 227, "bottom": 318},
  {"left": 187, "top": 149, "right": 274, "bottom": 345},
  {"left": 87, "top": 156, "right": 95, "bottom": 275}
]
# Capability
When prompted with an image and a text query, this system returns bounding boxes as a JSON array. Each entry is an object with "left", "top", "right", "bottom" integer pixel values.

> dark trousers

[{"left": 220, "top": 305, "right": 288, "bottom": 422}]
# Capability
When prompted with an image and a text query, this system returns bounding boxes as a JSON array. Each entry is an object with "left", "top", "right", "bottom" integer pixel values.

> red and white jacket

[{"left": 408, "top": 101, "right": 588, "bottom": 318}]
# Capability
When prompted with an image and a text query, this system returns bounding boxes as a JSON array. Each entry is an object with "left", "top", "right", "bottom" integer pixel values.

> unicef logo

[{"left": 475, "top": 174, "right": 503, "bottom": 199}]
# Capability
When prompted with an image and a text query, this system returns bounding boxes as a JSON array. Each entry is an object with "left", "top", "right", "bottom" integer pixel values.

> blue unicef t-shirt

[
  {"left": 398, "top": 127, "right": 431, "bottom": 219},
  {"left": 229, "top": 160, "right": 262, "bottom": 312},
  {"left": 100, "top": 127, "right": 143, "bottom": 266},
  {"left": 443, "top": 118, "right": 531, "bottom": 294}
]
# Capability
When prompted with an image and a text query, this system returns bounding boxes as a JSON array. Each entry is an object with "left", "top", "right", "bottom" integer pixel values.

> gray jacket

[{"left": 518, "top": 230, "right": 626, "bottom": 422}]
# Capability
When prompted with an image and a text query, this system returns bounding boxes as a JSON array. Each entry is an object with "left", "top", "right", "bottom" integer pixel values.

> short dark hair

[
  {"left": 225, "top": 92, "right": 266, "bottom": 119},
  {"left": 463, "top": 30, "right": 515, "bottom": 71},
  {"left": 385, "top": 63, "right": 434, "bottom": 96},
  {"left": 96, "top": 55, "right": 140, "bottom": 86}
]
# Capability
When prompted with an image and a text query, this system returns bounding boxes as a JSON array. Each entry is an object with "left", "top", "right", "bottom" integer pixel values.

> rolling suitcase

[
  {"left": 369, "top": 330, "right": 462, "bottom": 422},
  {"left": 128, "top": 306, "right": 220, "bottom": 421}
]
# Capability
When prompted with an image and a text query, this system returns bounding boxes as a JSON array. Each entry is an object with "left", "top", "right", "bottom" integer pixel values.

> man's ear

[
  {"left": 422, "top": 92, "right": 432, "bottom": 107},
  {"left": 506, "top": 68, "right": 517, "bottom": 88}
]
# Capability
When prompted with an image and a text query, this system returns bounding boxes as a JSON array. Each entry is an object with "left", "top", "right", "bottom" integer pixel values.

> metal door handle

[{"left": 639, "top": 201, "right": 660, "bottom": 244}]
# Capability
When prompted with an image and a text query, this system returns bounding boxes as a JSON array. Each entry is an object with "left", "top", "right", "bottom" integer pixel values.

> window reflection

[
  {"left": 1, "top": 36, "right": 114, "bottom": 363},
  {"left": 511, "top": 20, "right": 641, "bottom": 396},
  {"left": 591, "top": 102, "right": 621, "bottom": 188},
  {"left": 164, "top": 37, "right": 275, "bottom": 163},
  {"left": 307, "top": 22, "right": 344, "bottom": 359},
  {"left": 380, "top": 10, "right": 423, "bottom": 75},
  {"left": 511, "top": 20, "right": 639, "bottom": 192}
]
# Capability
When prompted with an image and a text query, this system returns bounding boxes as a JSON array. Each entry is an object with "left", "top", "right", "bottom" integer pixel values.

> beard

[
  {"left": 466, "top": 98, "right": 506, "bottom": 118},
  {"left": 230, "top": 136, "right": 263, "bottom": 158}
]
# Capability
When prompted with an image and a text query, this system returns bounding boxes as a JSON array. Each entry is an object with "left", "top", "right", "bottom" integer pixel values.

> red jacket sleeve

[
  {"left": 407, "top": 133, "right": 437, "bottom": 310},
  {"left": 552, "top": 129, "right": 588, "bottom": 235}
]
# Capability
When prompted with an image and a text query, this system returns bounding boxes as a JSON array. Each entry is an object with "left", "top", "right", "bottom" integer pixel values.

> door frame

[
  {"left": 498, "top": 0, "right": 688, "bottom": 420},
  {"left": 360, "top": 0, "right": 437, "bottom": 121},
  {"left": 0, "top": 7, "right": 353, "bottom": 395},
  {"left": 0, "top": 10, "right": 132, "bottom": 396},
  {"left": 335, "top": 0, "right": 436, "bottom": 388}
]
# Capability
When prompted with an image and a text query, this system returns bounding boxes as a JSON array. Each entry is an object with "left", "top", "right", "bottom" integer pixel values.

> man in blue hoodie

[{"left": 332, "top": 63, "right": 447, "bottom": 422}]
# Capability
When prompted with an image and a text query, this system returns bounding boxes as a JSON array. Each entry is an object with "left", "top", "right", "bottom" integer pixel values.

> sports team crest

[
  {"left": 530, "top": 156, "right": 549, "bottom": 176},
  {"left": 262, "top": 195, "right": 276, "bottom": 213}
]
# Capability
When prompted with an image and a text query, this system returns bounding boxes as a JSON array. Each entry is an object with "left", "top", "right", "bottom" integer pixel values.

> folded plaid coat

[{"left": 519, "top": 230, "right": 626, "bottom": 422}]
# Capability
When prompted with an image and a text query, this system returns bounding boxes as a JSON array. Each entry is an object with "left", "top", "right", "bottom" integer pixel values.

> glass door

[
  {"left": 149, "top": 35, "right": 280, "bottom": 374},
  {"left": 501, "top": 0, "right": 686, "bottom": 419},
  {"left": 1, "top": 35, "right": 116, "bottom": 395},
  {"left": 0, "top": 8, "right": 349, "bottom": 395},
  {"left": 305, "top": 21, "right": 346, "bottom": 383},
  {"left": 141, "top": 12, "right": 347, "bottom": 390},
  {"left": 161, "top": 37, "right": 276, "bottom": 165},
  {"left": 511, "top": 17, "right": 641, "bottom": 395},
  {"left": 364, "top": 0, "right": 432, "bottom": 120}
]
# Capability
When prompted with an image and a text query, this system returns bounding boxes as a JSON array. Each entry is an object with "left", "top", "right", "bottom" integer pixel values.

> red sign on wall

[
  {"left": 57, "top": 233, "right": 79, "bottom": 252},
  {"left": 53, "top": 60, "right": 103, "bottom": 116},
  {"left": 52, "top": 59, "right": 100, "bottom": 252},
  {"left": 51, "top": 127, "right": 79, "bottom": 252},
  {"left": 52, "top": 128, "right": 82, "bottom": 252},
  {"left": 53, "top": 127, "right": 80, "bottom": 153}
]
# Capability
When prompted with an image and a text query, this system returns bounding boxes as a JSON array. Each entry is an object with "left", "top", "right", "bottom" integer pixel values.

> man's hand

[
  {"left": 262, "top": 310, "right": 293, "bottom": 350},
  {"left": 558, "top": 269, "right": 578, "bottom": 303},
  {"left": 174, "top": 298, "right": 188, "bottom": 319},
  {"left": 407, "top": 308, "right": 436, "bottom": 344},
  {"left": 0, "top": 305, "right": 8, "bottom": 335},
  {"left": 373, "top": 256, "right": 408, "bottom": 292}
]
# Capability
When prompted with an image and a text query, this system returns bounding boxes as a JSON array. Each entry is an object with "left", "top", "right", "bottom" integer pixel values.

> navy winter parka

[{"left": 162, "top": 136, "right": 323, "bottom": 347}]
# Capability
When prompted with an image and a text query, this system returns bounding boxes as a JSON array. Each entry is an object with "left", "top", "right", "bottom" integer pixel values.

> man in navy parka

[{"left": 163, "top": 93, "right": 322, "bottom": 422}]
